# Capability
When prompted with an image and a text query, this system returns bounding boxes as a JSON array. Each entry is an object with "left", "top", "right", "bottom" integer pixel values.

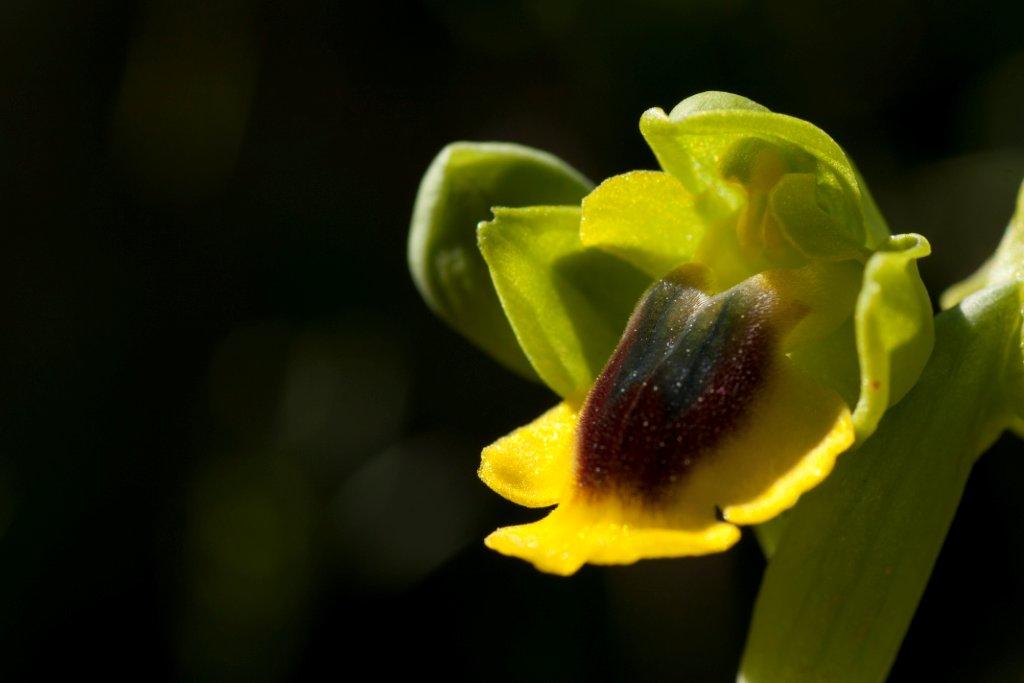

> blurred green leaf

[
  {"left": 478, "top": 206, "right": 649, "bottom": 403},
  {"left": 182, "top": 453, "right": 315, "bottom": 679},
  {"left": 408, "top": 142, "right": 593, "bottom": 380},
  {"left": 740, "top": 280, "right": 1023, "bottom": 683}
]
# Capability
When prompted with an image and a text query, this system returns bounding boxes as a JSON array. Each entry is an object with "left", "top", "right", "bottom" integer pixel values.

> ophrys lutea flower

[{"left": 409, "top": 91, "right": 934, "bottom": 575}]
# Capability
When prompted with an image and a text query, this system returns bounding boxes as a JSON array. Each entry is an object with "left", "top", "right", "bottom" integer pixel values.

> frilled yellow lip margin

[{"left": 479, "top": 266, "right": 855, "bottom": 576}]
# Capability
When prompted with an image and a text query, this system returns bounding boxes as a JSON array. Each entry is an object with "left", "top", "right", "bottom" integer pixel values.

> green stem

[{"left": 740, "top": 281, "right": 1022, "bottom": 683}]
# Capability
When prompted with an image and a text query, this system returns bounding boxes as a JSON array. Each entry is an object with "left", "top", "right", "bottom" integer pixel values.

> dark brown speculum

[{"left": 575, "top": 271, "right": 783, "bottom": 504}]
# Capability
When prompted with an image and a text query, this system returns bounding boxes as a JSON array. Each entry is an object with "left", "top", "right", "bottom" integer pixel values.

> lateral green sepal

[
  {"left": 408, "top": 142, "right": 593, "bottom": 379},
  {"left": 478, "top": 206, "right": 650, "bottom": 404}
]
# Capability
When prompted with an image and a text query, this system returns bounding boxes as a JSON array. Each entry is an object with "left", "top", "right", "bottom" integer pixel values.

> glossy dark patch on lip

[{"left": 575, "top": 271, "right": 781, "bottom": 503}]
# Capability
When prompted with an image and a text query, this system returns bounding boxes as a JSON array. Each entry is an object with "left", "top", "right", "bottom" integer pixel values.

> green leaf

[
  {"left": 740, "top": 280, "right": 1024, "bottom": 683},
  {"left": 408, "top": 142, "right": 593, "bottom": 379},
  {"left": 478, "top": 206, "right": 650, "bottom": 403},
  {"left": 850, "top": 233, "right": 934, "bottom": 440}
]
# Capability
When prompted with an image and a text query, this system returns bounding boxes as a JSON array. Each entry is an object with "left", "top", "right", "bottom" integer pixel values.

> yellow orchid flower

[{"left": 409, "top": 92, "right": 934, "bottom": 575}]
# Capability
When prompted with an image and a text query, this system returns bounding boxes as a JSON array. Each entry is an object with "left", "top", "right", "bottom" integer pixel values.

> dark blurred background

[{"left": 3, "top": 0, "right": 1024, "bottom": 680}]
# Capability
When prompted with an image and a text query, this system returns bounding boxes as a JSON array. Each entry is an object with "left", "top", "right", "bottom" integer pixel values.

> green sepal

[
  {"left": 478, "top": 206, "right": 650, "bottom": 404},
  {"left": 408, "top": 142, "right": 593, "bottom": 380},
  {"left": 850, "top": 233, "right": 934, "bottom": 440},
  {"left": 639, "top": 91, "right": 890, "bottom": 262},
  {"left": 740, "top": 280, "right": 1024, "bottom": 683}
]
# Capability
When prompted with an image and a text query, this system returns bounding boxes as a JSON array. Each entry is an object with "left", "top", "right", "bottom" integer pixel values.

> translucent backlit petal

[{"left": 478, "top": 402, "right": 577, "bottom": 508}]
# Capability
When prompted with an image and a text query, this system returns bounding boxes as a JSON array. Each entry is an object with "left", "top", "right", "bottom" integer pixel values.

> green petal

[
  {"left": 768, "top": 173, "right": 869, "bottom": 261},
  {"left": 851, "top": 233, "right": 934, "bottom": 440},
  {"left": 580, "top": 170, "right": 704, "bottom": 278},
  {"left": 408, "top": 142, "right": 593, "bottom": 379},
  {"left": 478, "top": 206, "right": 650, "bottom": 403},
  {"left": 639, "top": 91, "right": 890, "bottom": 259},
  {"left": 741, "top": 280, "right": 1024, "bottom": 683}
]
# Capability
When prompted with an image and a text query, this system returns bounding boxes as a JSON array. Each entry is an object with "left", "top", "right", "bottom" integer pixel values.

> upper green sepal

[
  {"left": 408, "top": 142, "right": 593, "bottom": 380},
  {"left": 640, "top": 91, "right": 889, "bottom": 267}
]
